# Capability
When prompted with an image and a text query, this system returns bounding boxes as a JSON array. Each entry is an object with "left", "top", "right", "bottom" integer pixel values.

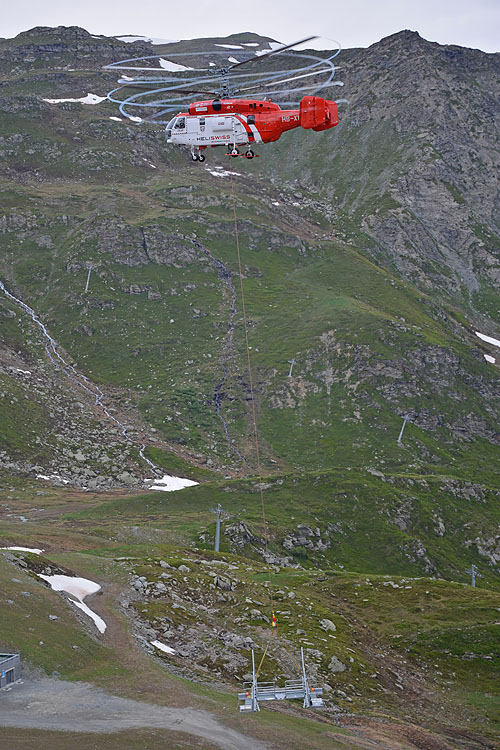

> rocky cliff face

[{"left": 278, "top": 31, "right": 500, "bottom": 315}]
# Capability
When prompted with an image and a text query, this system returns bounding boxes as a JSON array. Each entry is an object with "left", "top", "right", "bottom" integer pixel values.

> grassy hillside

[{"left": 1, "top": 510, "right": 499, "bottom": 746}]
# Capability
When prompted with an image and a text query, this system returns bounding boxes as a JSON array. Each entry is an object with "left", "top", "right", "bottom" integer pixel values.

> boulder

[
  {"left": 328, "top": 656, "right": 346, "bottom": 673},
  {"left": 249, "top": 609, "right": 270, "bottom": 623},
  {"left": 214, "top": 575, "right": 232, "bottom": 591},
  {"left": 320, "top": 618, "right": 336, "bottom": 632}
]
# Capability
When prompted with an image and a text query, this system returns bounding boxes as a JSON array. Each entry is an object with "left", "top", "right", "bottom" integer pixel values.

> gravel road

[{"left": 0, "top": 677, "right": 267, "bottom": 750}]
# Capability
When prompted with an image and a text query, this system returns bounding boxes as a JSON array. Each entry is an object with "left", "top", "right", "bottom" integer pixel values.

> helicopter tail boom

[{"left": 299, "top": 96, "right": 338, "bottom": 131}]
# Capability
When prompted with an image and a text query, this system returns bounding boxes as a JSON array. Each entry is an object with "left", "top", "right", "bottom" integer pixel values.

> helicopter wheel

[
  {"left": 230, "top": 148, "right": 240, "bottom": 158},
  {"left": 191, "top": 153, "right": 199, "bottom": 161},
  {"left": 198, "top": 153, "right": 205, "bottom": 162},
  {"left": 245, "top": 149, "right": 254, "bottom": 159}
]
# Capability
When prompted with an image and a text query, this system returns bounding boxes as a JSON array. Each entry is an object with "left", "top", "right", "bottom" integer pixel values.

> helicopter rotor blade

[
  {"left": 235, "top": 67, "right": 333, "bottom": 94},
  {"left": 116, "top": 80, "right": 220, "bottom": 96},
  {"left": 106, "top": 39, "right": 342, "bottom": 120},
  {"left": 157, "top": 88, "right": 219, "bottom": 96},
  {"left": 228, "top": 36, "right": 318, "bottom": 70}
]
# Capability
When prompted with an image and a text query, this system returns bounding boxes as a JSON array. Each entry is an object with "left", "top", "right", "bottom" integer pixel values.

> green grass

[
  {"left": 0, "top": 554, "right": 116, "bottom": 680},
  {"left": 19, "top": 540, "right": 498, "bottom": 733},
  {"left": 442, "top": 179, "right": 465, "bottom": 204},
  {"left": 0, "top": 375, "right": 55, "bottom": 461},
  {"left": 2, "top": 148, "right": 500, "bottom": 479},
  {"left": 59, "top": 466, "right": 500, "bottom": 591},
  {"left": 6, "top": 170, "right": 499, "bottom": 478}
]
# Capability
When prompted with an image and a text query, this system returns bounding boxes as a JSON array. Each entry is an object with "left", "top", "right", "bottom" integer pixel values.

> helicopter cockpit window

[
  {"left": 166, "top": 117, "right": 176, "bottom": 138},
  {"left": 247, "top": 115, "right": 255, "bottom": 125},
  {"left": 174, "top": 117, "right": 186, "bottom": 129}
]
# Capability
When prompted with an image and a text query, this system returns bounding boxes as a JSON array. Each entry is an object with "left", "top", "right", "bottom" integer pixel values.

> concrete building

[{"left": 0, "top": 654, "right": 20, "bottom": 687}]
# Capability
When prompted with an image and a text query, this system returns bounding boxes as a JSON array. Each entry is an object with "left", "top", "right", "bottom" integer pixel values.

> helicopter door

[{"left": 179, "top": 117, "right": 198, "bottom": 144}]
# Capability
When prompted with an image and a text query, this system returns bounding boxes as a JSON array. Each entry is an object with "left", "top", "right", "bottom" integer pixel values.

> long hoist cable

[
  {"left": 229, "top": 172, "right": 276, "bottom": 626},
  {"left": 229, "top": 174, "right": 308, "bottom": 681}
]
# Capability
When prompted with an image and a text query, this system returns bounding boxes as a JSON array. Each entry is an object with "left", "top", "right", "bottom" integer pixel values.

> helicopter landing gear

[
  {"left": 190, "top": 147, "right": 205, "bottom": 162},
  {"left": 245, "top": 149, "right": 255, "bottom": 159},
  {"left": 227, "top": 144, "right": 240, "bottom": 157}
]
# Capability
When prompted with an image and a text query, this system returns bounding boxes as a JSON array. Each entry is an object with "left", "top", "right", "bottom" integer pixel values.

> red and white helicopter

[
  {"left": 165, "top": 95, "right": 338, "bottom": 161},
  {"left": 106, "top": 36, "right": 344, "bottom": 161}
]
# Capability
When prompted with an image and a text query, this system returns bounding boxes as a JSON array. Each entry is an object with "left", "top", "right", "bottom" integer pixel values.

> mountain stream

[{"left": 0, "top": 278, "right": 157, "bottom": 471}]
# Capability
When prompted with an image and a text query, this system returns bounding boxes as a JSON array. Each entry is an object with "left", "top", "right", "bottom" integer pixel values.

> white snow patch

[
  {"left": 148, "top": 474, "right": 198, "bottom": 492},
  {"left": 119, "top": 75, "right": 135, "bottom": 81},
  {"left": 484, "top": 354, "right": 496, "bottom": 364},
  {"left": 128, "top": 116, "right": 143, "bottom": 123},
  {"left": 43, "top": 93, "right": 106, "bottom": 105},
  {"left": 242, "top": 42, "right": 260, "bottom": 47},
  {"left": 272, "top": 201, "right": 280, "bottom": 206},
  {"left": 209, "top": 62, "right": 216, "bottom": 67},
  {"left": 476, "top": 331, "right": 500, "bottom": 349},
  {"left": 36, "top": 473, "right": 69, "bottom": 484},
  {"left": 1, "top": 546, "right": 44, "bottom": 554},
  {"left": 159, "top": 58, "right": 193, "bottom": 72},
  {"left": 38, "top": 574, "right": 106, "bottom": 633},
  {"left": 215, "top": 44, "right": 243, "bottom": 49},
  {"left": 151, "top": 639, "right": 176, "bottom": 654},
  {"left": 142, "top": 158, "right": 157, "bottom": 168},
  {"left": 109, "top": 116, "right": 122, "bottom": 122},
  {"left": 116, "top": 35, "right": 145, "bottom": 43},
  {"left": 15, "top": 368, "right": 31, "bottom": 374},
  {"left": 115, "top": 35, "right": 179, "bottom": 45},
  {"left": 206, "top": 168, "right": 241, "bottom": 178},
  {"left": 254, "top": 42, "right": 283, "bottom": 57},
  {"left": 227, "top": 57, "right": 239, "bottom": 64}
]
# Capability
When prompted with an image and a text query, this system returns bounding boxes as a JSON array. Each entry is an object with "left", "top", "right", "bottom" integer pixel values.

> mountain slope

[{"left": 0, "top": 25, "right": 500, "bottom": 748}]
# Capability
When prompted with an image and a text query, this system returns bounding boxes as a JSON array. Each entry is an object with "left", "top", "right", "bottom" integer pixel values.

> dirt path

[{"left": 0, "top": 677, "right": 267, "bottom": 750}]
